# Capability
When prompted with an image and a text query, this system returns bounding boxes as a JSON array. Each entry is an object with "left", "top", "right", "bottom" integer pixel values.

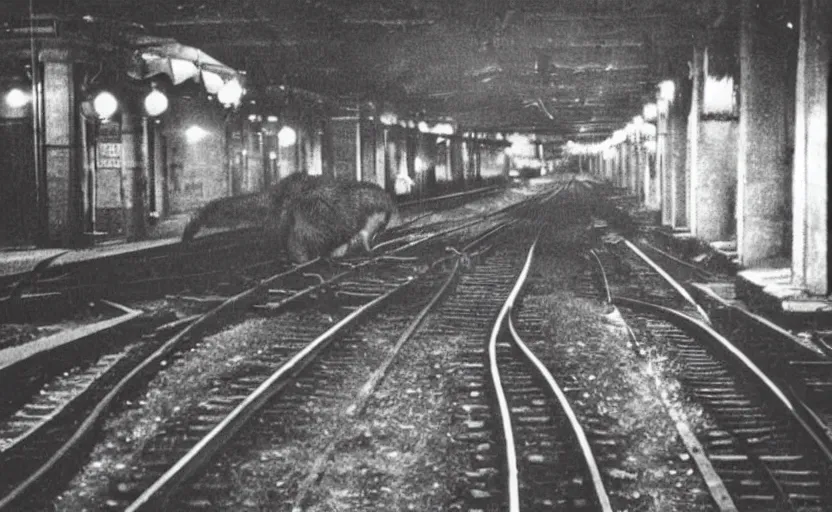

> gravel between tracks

[{"left": 50, "top": 177, "right": 721, "bottom": 511}]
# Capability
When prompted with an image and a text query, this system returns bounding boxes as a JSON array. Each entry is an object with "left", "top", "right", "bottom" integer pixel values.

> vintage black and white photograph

[{"left": 0, "top": 0, "right": 829, "bottom": 510}]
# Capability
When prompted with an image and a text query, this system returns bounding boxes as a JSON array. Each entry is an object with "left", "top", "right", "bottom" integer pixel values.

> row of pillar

[{"left": 590, "top": 0, "right": 828, "bottom": 295}]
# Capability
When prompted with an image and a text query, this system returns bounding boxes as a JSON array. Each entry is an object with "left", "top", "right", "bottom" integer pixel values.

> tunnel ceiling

[{"left": 22, "top": 0, "right": 731, "bottom": 140}]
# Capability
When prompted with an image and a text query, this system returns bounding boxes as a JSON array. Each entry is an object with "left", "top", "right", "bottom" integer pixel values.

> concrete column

[
  {"left": 669, "top": 95, "right": 689, "bottom": 229},
  {"left": 616, "top": 144, "right": 625, "bottom": 188},
  {"left": 450, "top": 138, "right": 464, "bottom": 186},
  {"left": 120, "top": 108, "right": 149, "bottom": 242},
  {"left": 737, "top": 0, "right": 791, "bottom": 266},
  {"left": 791, "top": 0, "right": 829, "bottom": 294},
  {"left": 686, "top": 47, "right": 704, "bottom": 233},
  {"left": 42, "top": 59, "right": 85, "bottom": 246},
  {"left": 691, "top": 46, "right": 739, "bottom": 242},
  {"left": 359, "top": 107, "right": 376, "bottom": 183},
  {"left": 373, "top": 119, "right": 386, "bottom": 189},
  {"left": 329, "top": 115, "right": 359, "bottom": 180},
  {"left": 659, "top": 102, "right": 673, "bottom": 225}
]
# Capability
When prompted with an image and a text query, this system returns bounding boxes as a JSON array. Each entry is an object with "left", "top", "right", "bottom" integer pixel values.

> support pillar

[
  {"left": 686, "top": 47, "right": 704, "bottom": 233},
  {"left": 659, "top": 101, "right": 672, "bottom": 225},
  {"left": 359, "top": 106, "right": 376, "bottom": 183},
  {"left": 736, "top": 0, "right": 790, "bottom": 266},
  {"left": 121, "top": 108, "right": 148, "bottom": 242},
  {"left": 42, "top": 59, "right": 84, "bottom": 246},
  {"left": 791, "top": 0, "right": 829, "bottom": 294},
  {"left": 669, "top": 92, "right": 689, "bottom": 229},
  {"left": 373, "top": 118, "right": 386, "bottom": 189}
]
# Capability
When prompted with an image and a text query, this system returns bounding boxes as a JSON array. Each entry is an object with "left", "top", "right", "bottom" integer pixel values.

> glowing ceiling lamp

[
  {"left": 217, "top": 79, "right": 244, "bottom": 107},
  {"left": 5, "top": 87, "right": 30, "bottom": 108},
  {"left": 658, "top": 80, "right": 675, "bottom": 102},
  {"left": 431, "top": 122, "right": 454, "bottom": 135},
  {"left": 185, "top": 125, "right": 209, "bottom": 143},
  {"left": 277, "top": 126, "right": 297, "bottom": 147},
  {"left": 93, "top": 91, "right": 119, "bottom": 120},
  {"left": 144, "top": 89, "right": 169, "bottom": 117},
  {"left": 642, "top": 103, "right": 658, "bottom": 122}
]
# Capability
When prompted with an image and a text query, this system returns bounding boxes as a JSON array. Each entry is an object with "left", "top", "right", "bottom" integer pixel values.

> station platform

[
  {"left": 655, "top": 222, "right": 832, "bottom": 327},
  {"left": 0, "top": 214, "right": 193, "bottom": 279}
]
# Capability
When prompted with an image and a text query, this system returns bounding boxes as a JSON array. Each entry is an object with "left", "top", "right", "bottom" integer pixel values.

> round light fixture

[
  {"left": 144, "top": 89, "right": 169, "bottom": 117},
  {"left": 93, "top": 91, "right": 119, "bottom": 120},
  {"left": 5, "top": 87, "right": 30, "bottom": 109},
  {"left": 217, "top": 79, "right": 243, "bottom": 107},
  {"left": 277, "top": 126, "right": 297, "bottom": 147},
  {"left": 185, "top": 125, "right": 209, "bottom": 143},
  {"left": 642, "top": 103, "right": 658, "bottom": 122}
]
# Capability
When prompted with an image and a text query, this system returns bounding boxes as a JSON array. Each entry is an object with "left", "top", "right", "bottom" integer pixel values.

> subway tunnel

[{"left": 0, "top": 0, "right": 828, "bottom": 297}]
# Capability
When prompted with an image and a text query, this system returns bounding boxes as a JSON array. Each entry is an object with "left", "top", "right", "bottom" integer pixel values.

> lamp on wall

[
  {"left": 92, "top": 91, "right": 119, "bottom": 120},
  {"left": 144, "top": 88, "right": 169, "bottom": 117},
  {"left": 4, "top": 87, "right": 30, "bottom": 108},
  {"left": 277, "top": 126, "right": 297, "bottom": 147}
]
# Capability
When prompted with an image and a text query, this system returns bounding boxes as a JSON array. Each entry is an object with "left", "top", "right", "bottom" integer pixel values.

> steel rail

[
  {"left": 637, "top": 239, "right": 717, "bottom": 281},
  {"left": 290, "top": 220, "right": 510, "bottom": 510},
  {"left": 487, "top": 235, "right": 539, "bottom": 512},
  {"left": 614, "top": 296, "right": 832, "bottom": 464},
  {"left": 588, "top": 248, "right": 611, "bottom": 304},
  {"left": 398, "top": 184, "right": 503, "bottom": 209},
  {"left": 621, "top": 238, "right": 712, "bottom": 324},
  {"left": 0, "top": 259, "right": 319, "bottom": 511},
  {"left": 691, "top": 282, "right": 832, "bottom": 359},
  {"left": 125, "top": 277, "right": 416, "bottom": 511},
  {"left": 0, "top": 177, "right": 571, "bottom": 510},
  {"left": 506, "top": 311, "right": 614, "bottom": 511}
]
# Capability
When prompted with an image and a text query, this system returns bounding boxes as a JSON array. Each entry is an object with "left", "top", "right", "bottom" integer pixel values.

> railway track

[
  {"left": 0, "top": 178, "right": 576, "bottom": 510},
  {"left": 582, "top": 236, "right": 832, "bottom": 511},
  {"left": 605, "top": 233, "right": 832, "bottom": 440}
]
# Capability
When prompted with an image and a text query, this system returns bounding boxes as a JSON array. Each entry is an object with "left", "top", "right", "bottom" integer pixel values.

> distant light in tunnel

[
  {"left": 217, "top": 79, "right": 244, "bottom": 107},
  {"left": 277, "top": 126, "right": 297, "bottom": 147},
  {"left": 185, "top": 125, "right": 209, "bottom": 143},
  {"left": 267, "top": 115, "right": 278, "bottom": 123},
  {"left": 658, "top": 80, "right": 675, "bottom": 102},
  {"left": 5, "top": 87, "right": 30, "bottom": 108},
  {"left": 380, "top": 112, "right": 397, "bottom": 125},
  {"left": 417, "top": 121, "right": 430, "bottom": 133},
  {"left": 430, "top": 122, "right": 454, "bottom": 135},
  {"left": 786, "top": 21, "right": 794, "bottom": 29},
  {"left": 642, "top": 103, "right": 658, "bottom": 122},
  {"left": 144, "top": 89, "right": 169, "bottom": 117},
  {"left": 93, "top": 91, "right": 119, "bottom": 120}
]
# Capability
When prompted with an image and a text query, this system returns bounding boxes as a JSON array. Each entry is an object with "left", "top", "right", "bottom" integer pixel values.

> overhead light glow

[
  {"left": 267, "top": 115, "right": 278, "bottom": 123},
  {"left": 93, "top": 91, "right": 119, "bottom": 120},
  {"left": 380, "top": 112, "right": 397, "bottom": 125},
  {"left": 144, "top": 89, "right": 169, "bottom": 117},
  {"left": 430, "top": 122, "right": 454, "bottom": 135},
  {"left": 5, "top": 87, "right": 30, "bottom": 109},
  {"left": 185, "top": 125, "right": 209, "bottom": 143},
  {"left": 417, "top": 121, "right": 430, "bottom": 133},
  {"left": 658, "top": 80, "right": 675, "bottom": 102},
  {"left": 277, "top": 126, "right": 297, "bottom": 147},
  {"left": 642, "top": 103, "right": 657, "bottom": 122},
  {"left": 217, "top": 79, "right": 243, "bottom": 107}
]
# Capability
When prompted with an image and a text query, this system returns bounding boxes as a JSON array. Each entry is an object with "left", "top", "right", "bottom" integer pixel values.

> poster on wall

[{"left": 96, "top": 121, "right": 123, "bottom": 208}]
